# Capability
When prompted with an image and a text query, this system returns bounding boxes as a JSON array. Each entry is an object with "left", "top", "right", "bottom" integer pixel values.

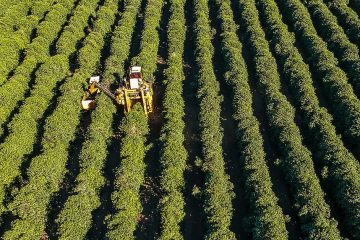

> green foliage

[
  {"left": 2, "top": 0, "right": 118, "bottom": 238},
  {"left": 236, "top": 0, "right": 342, "bottom": 238},
  {"left": 0, "top": 0, "right": 84, "bottom": 217},
  {"left": 0, "top": 0, "right": 22, "bottom": 18},
  {"left": 134, "top": 0, "right": 164, "bottom": 80},
  {"left": 106, "top": 0, "right": 164, "bottom": 238},
  {"left": 0, "top": 1, "right": 33, "bottom": 34},
  {"left": 0, "top": 0, "right": 94, "bottom": 136},
  {"left": 301, "top": 0, "right": 360, "bottom": 107},
  {"left": 325, "top": 0, "right": 360, "bottom": 47},
  {"left": 55, "top": 0, "right": 142, "bottom": 239},
  {"left": 213, "top": 0, "right": 288, "bottom": 239},
  {"left": 278, "top": 0, "right": 360, "bottom": 153},
  {"left": 158, "top": 0, "right": 187, "bottom": 239},
  {"left": 193, "top": 0, "right": 235, "bottom": 239},
  {"left": 275, "top": 0, "right": 360, "bottom": 237},
  {"left": 106, "top": 104, "right": 149, "bottom": 240},
  {"left": 0, "top": 54, "right": 69, "bottom": 216},
  {"left": 0, "top": 0, "right": 55, "bottom": 84}
]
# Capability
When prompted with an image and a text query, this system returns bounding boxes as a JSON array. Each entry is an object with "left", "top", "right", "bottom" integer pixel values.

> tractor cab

[
  {"left": 82, "top": 66, "right": 153, "bottom": 115},
  {"left": 127, "top": 66, "right": 143, "bottom": 89}
]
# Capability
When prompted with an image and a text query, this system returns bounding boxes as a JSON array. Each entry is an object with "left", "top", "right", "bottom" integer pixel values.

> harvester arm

[{"left": 93, "top": 82, "right": 117, "bottom": 102}]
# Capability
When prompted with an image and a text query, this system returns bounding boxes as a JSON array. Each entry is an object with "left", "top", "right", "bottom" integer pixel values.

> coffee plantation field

[{"left": 0, "top": 0, "right": 360, "bottom": 239}]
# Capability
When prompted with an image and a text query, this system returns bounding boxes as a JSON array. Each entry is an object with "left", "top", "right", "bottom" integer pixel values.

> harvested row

[
  {"left": 0, "top": 0, "right": 99, "bottom": 219},
  {"left": 55, "top": 0, "right": 141, "bottom": 238},
  {"left": 236, "top": 0, "right": 342, "bottom": 238},
  {"left": 0, "top": 0, "right": 99, "bottom": 135},
  {"left": 106, "top": 0, "right": 164, "bottom": 238},
  {"left": 2, "top": 0, "right": 119, "bottom": 238},
  {"left": 277, "top": 0, "right": 360, "bottom": 154},
  {"left": 0, "top": 0, "right": 55, "bottom": 84},
  {"left": 157, "top": 0, "right": 187, "bottom": 239},
  {"left": 301, "top": 0, "right": 360, "bottom": 99},
  {"left": 193, "top": 0, "right": 235, "bottom": 238},
  {"left": 325, "top": 0, "right": 360, "bottom": 47},
  {"left": 258, "top": 0, "right": 360, "bottom": 238},
  {"left": 106, "top": 105, "right": 149, "bottom": 240},
  {"left": 213, "top": 0, "right": 288, "bottom": 239},
  {"left": 0, "top": 0, "right": 77, "bottom": 86}
]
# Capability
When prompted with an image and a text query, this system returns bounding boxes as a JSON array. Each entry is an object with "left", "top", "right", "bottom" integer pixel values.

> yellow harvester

[{"left": 81, "top": 66, "right": 153, "bottom": 115}]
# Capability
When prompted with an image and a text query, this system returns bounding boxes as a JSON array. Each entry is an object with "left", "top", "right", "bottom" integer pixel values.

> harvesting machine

[{"left": 81, "top": 66, "right": 153, "bottom": 115}]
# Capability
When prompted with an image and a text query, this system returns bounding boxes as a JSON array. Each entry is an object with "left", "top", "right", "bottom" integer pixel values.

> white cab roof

[
  {"left": 89, "top": 76, "right": 100, "bottom": 83},
  {"left": 130, "top": 66, "right": 142, "bottom": 73}
]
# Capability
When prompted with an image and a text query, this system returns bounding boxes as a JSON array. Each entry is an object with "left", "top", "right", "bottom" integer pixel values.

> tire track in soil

[
  {"left": 182, "top": 0, "right": 206, "bottom": 238},
  {"left": 134, "top": 1, "right": 170, "bottom": 239},
  {"left": 207, "top": 1, "right": 248, "bottom": 239},
  {"left": 229, "top": 0, "right": 303, "bottom": 239}
]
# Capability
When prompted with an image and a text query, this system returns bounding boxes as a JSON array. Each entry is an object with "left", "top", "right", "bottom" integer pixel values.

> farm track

[
  {"left": 134, "top": 0, "right": 169, "bottom": 238},
  {"left": 207, "top": 1, "right": 247, "bottom": 238},
  {"left": 137, "top": 1, "right": 170, "bottom": 239},
  {"left": 182, "top": 0, "right": 206, "bottom": 238},
  {"left": 1, "top": 0, "right": 360, "bottom": 238},
  {"left": 229, "top": 0, "right": 301, "bottom": 238}
]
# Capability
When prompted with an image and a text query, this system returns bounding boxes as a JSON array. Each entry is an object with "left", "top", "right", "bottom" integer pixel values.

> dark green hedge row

[
  {"left": 0, "top": 0, "right": 55, "bottom": 84},
  {"left": 0, "top": 0, "right": 81, "bottom": 217},
  {"left": 258, "top": 0, "right": 360, "bottom": 237},
  {"left": 55, "top": 0, "right": 141, "bottom": 239},
  {"left": 106, "top": 0, "right": 163, "bottom": 238},
  {"left": 301, "top": 0, "right": 360, "bottom": 100},
  {"left": 193, "top": 0, "right": 235, "bottom": 239},
  {"left": 214, "top": 0, "right": 288, "bottom": 239},
  {"left": 106, "top": 104, "right": 149, "bottom": 240},
  {"left": 237, "top": 0, "right": 342, "bottom": 238},
  {"left": 0, "top": 0, "right": 98, "bottom": 136},
  {"left": 325, "top": 0, "right": 360, "bottom": 47},
  {"left": 158, "top": 0, "right": 187, "bottom": 239},
  {"left": 277, "top": 0, "right": 360, "bottom": 151},
  {"left": 2, "top": 1, "right": 119, "bottom": 238},
  {"left": 349, "top": 0, "right": 360, "bottom": 15},
  {"left": 0, "top": 55, "right": 69, "bottom": 219}
]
